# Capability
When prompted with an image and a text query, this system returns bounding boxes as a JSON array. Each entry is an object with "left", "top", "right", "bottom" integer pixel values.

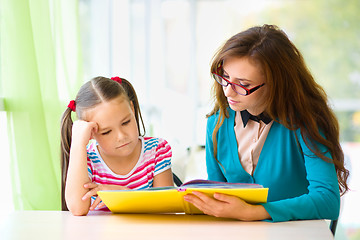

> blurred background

[{"left": 0, "top": 0, "right": 359, "bottom": 239}]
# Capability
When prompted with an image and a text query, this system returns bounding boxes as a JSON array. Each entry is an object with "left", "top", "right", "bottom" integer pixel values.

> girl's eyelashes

[
  {"left": 122, "top": 120, "right": 131, "bottom": 126},
  {"left": 98, "top": 120, "right": 131, "bottom": 135},
  {"left": 102, "top": 130, "right": 111, "bottom": 135}
]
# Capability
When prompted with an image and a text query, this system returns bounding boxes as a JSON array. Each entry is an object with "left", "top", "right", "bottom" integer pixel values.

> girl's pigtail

[
  {"left": 60, "top": 107, "right": 74, "bottom": 211},
  {"left": 118, "top": 78, "right": 146, "bottom": 136}
]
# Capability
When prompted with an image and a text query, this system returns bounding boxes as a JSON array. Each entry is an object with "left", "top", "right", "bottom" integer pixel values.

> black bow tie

[{"left": 240, "top": 110, "right": 272, "bottom": 127}]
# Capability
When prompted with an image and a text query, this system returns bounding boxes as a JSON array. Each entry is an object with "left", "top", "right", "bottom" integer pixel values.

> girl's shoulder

[
  {"left": 141, "top": 137, "right": 172, "bottom": 159},
  {"left": 142, "top": 136, "right": 171, "bottom": 149}
]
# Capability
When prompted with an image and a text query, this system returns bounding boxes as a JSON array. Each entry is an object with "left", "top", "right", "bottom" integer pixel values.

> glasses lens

[
  {"left": 212, "top": 73, "right": 248, "bottom": 95},
  {"left": 232, "top": 85, "right": 247, "bottom": 95},
  {"left": 213, "top": 74, "right": 227, "bottom": 86}
]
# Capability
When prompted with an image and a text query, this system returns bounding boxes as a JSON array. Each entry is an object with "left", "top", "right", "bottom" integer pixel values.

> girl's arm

[
  {"left": 82, "top": 182, "right": 129, "bottom": 211},
  {"left": 65, "top": 120, "right": 97, "bottom": 216},
  {"left": 152, "top": 138, "right": 174, "bottom": 187},
  {"left": 153, "top": 169, "right": 174, "bottom": 187},
  {"left": 81, "top": 169, "right": 174, "bottom": 211}
]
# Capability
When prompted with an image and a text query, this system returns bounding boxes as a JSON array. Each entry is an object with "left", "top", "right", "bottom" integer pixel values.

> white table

[{"left": 0, "top": 211, "right": 334, "bottom": 240}]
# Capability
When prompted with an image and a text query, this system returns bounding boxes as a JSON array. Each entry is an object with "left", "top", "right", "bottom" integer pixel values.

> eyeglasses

[{"left": 212, "top": 73, "right": 265, "bottom": 96}]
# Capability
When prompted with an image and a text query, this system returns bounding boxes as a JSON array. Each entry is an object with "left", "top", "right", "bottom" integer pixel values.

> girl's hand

[
  {"left": 82, "top": 182, "right": 129, "bottom": 210},
  {"left": 71, "top": 120, "right": 98, "bottom": 147},
  {"left": 183, "top": 191, "right": 270, "bottom": 221}
]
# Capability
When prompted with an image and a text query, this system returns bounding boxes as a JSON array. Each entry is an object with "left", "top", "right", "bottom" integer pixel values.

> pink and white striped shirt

[{"left": 87, "top": 136, "right": 172, "bottom": 191}]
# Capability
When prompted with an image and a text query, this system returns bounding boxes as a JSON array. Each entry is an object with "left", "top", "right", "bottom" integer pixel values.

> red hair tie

[
  {"left": 68, "top": 100, "right": 76, "bottom": 112},
  {"left": 111, "top": 76, "right": 122, "bottom": 84}
]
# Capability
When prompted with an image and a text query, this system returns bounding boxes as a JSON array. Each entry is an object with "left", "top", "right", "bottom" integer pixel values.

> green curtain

[{"left": 0, "top": 0, "right": 83, "bottom": 210}]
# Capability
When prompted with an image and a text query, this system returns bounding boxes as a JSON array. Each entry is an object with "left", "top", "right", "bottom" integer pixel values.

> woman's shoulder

[
  {"left": 207, "top": 107, "right": 235, "bottom": 125},
  {"left": 207, "top": 111, "right": 219, "bottom": 122}
]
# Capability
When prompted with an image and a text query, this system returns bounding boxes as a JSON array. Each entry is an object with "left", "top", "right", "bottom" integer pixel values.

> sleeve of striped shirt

[
  {"left": 87, "top": 157, "right": 93, "bottom": 180},
  {"left": 86, "top": 140, "right": 98, "bottom": 181},
  {"left": 154, "top": 138, "right": 172, "bottom": 175}
]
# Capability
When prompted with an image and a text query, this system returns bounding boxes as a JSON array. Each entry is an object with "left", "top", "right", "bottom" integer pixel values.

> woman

[{"left": 184, "top": 24, "right": 349, "bottom": 222}]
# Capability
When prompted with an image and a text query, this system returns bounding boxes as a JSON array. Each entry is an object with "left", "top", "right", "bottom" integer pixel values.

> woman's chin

[{"left": 228, "top": 104, "right": 245, "bottom": 112}]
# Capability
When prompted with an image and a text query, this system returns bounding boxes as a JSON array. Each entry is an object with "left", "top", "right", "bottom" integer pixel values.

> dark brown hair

[
  {"left": 60, "top": 76, "right": 145, "bottom": 210},
  {"left": 208, "top": 24, "right": 349, "bottom": 195}
]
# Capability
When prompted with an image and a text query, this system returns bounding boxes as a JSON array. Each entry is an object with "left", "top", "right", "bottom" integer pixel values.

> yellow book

[{"left": 97, "top": 179, "right": 268, "bottom": 214}]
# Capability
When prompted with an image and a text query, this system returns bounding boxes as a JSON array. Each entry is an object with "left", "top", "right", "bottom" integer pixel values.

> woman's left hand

[
  {"left": 184, "top": 191, "right": 270, "bottom": 221},
  {"left": 82, "top": 182, "right": 129, "bottom": 210}
]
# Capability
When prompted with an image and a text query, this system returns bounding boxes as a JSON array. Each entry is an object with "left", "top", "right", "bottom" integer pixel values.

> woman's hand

[
  {"left": 82, "top": 182, "right": 129, "bottom": 210},
  {"left": 183, "top": 191, "right": 270, "bottom": 221}
]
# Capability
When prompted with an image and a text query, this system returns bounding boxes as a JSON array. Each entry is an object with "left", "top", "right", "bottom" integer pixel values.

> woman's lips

[{"left": 228, "top": 99, "right": 240, "bottom": 105}]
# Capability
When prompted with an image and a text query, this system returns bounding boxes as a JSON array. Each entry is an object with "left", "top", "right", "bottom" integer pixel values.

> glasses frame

[{"left": 212, "top": 73, "right": 265, "bottom": 96}]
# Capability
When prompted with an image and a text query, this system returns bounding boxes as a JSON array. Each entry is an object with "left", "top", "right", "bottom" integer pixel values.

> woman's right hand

[
  {"left": 71, "top": 120, "right": 98, "bottom": 147},
  {"left": 184, "top": 191, "right": 271, "bottom": 221}
]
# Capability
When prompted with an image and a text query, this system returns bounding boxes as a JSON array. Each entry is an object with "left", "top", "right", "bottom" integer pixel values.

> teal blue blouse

[{"left": 206, "top": 108, "right": 340, "bottom": 222}]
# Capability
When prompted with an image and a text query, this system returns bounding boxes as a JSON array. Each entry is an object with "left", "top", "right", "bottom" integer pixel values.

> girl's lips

[{"left": 117, "top": 142, "right": 130, "bottom": 149}]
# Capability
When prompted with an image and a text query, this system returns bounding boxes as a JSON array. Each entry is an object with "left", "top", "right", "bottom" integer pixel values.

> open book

[{"left": 97, "top": 179, "right": 268, "bottom": 214}]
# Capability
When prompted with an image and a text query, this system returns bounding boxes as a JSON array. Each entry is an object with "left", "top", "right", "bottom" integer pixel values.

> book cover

[{"left": 97, "top": 179, "right": 268, "bottom": 214}]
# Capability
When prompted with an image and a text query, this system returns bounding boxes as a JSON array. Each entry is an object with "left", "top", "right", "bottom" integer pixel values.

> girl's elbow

[
  {"left": 67, "top": 202, "right": 89, "bottom": 216},
  {"left": 69, "top": 207, "right": 89, "bottom": 216},
  {"left": 65, "top": 193, "right": 90, "bottom": 216}
]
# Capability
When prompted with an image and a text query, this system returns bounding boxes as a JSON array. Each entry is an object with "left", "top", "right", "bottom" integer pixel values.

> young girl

[
  {"left": 60, "top": 76, "right": 173, "bottom": 215},
  {"left": 184, "top": 24, "right": 349, "bottom": 222}
]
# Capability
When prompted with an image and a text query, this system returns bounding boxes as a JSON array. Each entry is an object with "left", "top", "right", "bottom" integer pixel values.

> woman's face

[{"left": 221, "top": 56, "right": 268, "bottom": 115}]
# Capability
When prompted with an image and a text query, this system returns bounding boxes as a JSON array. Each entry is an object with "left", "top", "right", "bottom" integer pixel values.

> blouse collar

[{"left": 240, "top": 110, "right": 272, "bottom": 127}]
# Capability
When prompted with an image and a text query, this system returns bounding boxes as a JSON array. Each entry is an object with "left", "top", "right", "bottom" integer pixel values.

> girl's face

[
  {"left": 221, "top": 56, "right": 268, "bottom": 115},
  {"left": 86, "top": 96, "right": 141, "bottom": 161}
]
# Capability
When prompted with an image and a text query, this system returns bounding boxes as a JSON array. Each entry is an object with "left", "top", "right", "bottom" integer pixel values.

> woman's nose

[{"left": 223, "top": 83, "right": 236, "bottom": 97}]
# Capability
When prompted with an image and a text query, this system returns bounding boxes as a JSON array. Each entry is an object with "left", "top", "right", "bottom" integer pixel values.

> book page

[{"left": 180, "top": 179, "right": 264, "bottom": 189}]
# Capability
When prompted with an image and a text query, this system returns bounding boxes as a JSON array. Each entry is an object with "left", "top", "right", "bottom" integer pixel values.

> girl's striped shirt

[{"left": 86, "top": 136, "right": 172, "bottom": 210}]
